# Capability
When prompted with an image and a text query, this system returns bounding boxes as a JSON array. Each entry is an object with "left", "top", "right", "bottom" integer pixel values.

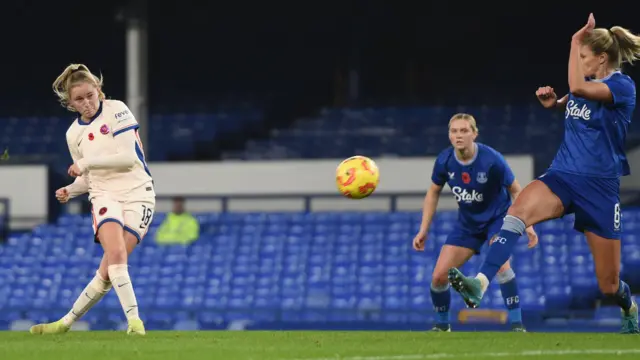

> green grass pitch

[{"left": 0, "top": 331, "right": 638, "bottom": 360}]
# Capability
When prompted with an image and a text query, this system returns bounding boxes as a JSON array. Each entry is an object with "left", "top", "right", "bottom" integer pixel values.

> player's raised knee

[
  {"left": 506, "top": 203, "right": 528, "bottom": 221},
  {"left": 431, "top": 270, "right": 450, "bottom": 289}
]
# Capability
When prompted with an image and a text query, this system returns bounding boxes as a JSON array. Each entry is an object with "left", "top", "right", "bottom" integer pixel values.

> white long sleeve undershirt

[
  {"left": 65, "top": 175, "right": 89, "bottom": 198},
  {"left": 76, "top": 130, "right": 138, "bottom": 173}
]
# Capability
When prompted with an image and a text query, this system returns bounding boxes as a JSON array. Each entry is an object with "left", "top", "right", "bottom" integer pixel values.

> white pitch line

[{"left": 284, "top": 348, "right": 640, "bottom": 360}]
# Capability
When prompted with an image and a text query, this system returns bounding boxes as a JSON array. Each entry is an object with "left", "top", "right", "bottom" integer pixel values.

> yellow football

[{"left": 336, "top": 155, "right": 380, "bottom": 199}]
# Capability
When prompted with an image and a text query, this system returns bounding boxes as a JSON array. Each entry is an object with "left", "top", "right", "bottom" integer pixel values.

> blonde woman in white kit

[{"left": 30, "top": 64, "right": 155, "bottom": 335}]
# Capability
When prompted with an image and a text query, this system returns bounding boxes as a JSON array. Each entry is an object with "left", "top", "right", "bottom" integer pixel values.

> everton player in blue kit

[
  {"left": 448, "top": 14, "right": 640, "bottom": 334},
  {"left": 412, "top": 113, "right": 538, "bottom": 332}
]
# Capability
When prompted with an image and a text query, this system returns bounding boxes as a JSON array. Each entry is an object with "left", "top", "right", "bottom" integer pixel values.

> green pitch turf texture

[{"left": 0, "top": 331, "right": 638, "bottom": 360}]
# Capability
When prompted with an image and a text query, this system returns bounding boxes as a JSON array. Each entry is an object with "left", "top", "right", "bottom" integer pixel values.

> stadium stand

[
  {"left": 1, "top": 104, "right": 639, "bottom": 332},
  {"left": 222, "top": 106, "right": 640, "bottom": 173},
  {"left": 3, "top": 105, "right": 637, "bottom": 168},
  {"left": 1, "top": 209, "right": 639, "bottom": 331},
  {"left": 222, "top": 106, "right": 566, "bottom": 160},
  {"left": 0, "top": 108, "right": 263, "bottom": 164}
]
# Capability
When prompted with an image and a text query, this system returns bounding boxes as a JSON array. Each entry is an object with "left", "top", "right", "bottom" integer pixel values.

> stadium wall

[
  {"left": 0, "top": 156, "right": 534, "bottom": 230},
  {"left": 148, "top": 156, "right": 534, "bottom": 213},
  {"left": 0, "top": 165, "right": 48, "bottom": 230}
]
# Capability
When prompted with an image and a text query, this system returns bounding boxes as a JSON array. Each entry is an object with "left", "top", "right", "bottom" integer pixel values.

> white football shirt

[{"left": 65, "top": 100, "right": 154, "bottom": 201}]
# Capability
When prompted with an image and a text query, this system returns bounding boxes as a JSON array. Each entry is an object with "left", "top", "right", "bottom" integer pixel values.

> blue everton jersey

[
  {"left": 551, "top": 71, "right": 635, "bottom": 178},
  {"left": 431, "top": 143, "right": 515, "bottom": 231}
]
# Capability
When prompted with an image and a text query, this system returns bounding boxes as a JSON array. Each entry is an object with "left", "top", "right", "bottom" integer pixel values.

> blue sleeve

[
  {"left": 495, "top": 154, "right": 515, "bottom": 187},
  {"left": 431, "top": 158, "right": 448, "bottom": 186},
  {"left": 604, "top": 74, "right": 635, "bottom": 107}
]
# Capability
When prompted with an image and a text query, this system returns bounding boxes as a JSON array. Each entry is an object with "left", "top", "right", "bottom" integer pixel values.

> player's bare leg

[
  {"left": 430, "top": 245, "right": 474, "bottom": 332},
  {"left": 100, "top": 222, "right": 144, "bottom": 335},
  {"left": 120, "top": 230, "right": 145, "bottom": 335},
  {"left": 585, "top": 231, "right": 639, "bottom": 334},
  {"left": 30, "top": 229, "right": 139, "bottom": 335},
  {"left": 29, "top": 269, "right": 111, "bottom": 335}
]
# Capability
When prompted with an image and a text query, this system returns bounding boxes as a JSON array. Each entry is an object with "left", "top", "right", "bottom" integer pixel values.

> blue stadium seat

[
  {"left": 0, "top": 109, "right": 264, "bottom": 163},
  {"left": 1, "top": 209, "right": 640, "bottom": 330},
  {"left": 223, "top": 106, "right": 639, "bottom": 161}
]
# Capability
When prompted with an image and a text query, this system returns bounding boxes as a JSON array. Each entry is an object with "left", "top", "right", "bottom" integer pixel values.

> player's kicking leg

[
  {"left": 120, "top": 231, "right": 145, "bottom": 335},
  {"left": 121, "top": 199, "right": 153, "bottom": 335},
  {"left": 447, "top": 267, "right": 483, "bottom": 308},
  {"left": 29, "top": 268, "right": 111, "bottom": 334},
  {"left": 489, "top": 234, "right": 526, "bottom": 332},
  {"left": 447, "top": 219, "right": 525, "bottom": 310},
  {"left": 448, "top": 258, "right": 526, "bottom": 332},
  {"left": 99, "top": 223, "right": 145, "bottom": 335},
  {"left": 449, "top": 180, "right": 564, "bottom": 310},
  {"left": 30, "top": 226, "right": 141, "bottom": 335}
]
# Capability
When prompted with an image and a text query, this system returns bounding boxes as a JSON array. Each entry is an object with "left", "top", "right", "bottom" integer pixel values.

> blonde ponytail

[
  {"left": 610, "top": 26, "right": 640, "bottom": 65},
  {"left": 52, "top": 64, "right": 105, "bottom": 111}
]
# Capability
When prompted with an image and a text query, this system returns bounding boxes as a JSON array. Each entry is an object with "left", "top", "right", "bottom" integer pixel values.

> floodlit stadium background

[{"left": 1, "top": 0, "right": 640, "bottom": 333}]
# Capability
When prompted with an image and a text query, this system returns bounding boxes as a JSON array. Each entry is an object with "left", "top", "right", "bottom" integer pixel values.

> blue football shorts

[
  {"left": 446, "top": 214, "right": 506, "bottom": 254},
  {"left": 538, "top": 169, "right": 621, "bottom": 240}
]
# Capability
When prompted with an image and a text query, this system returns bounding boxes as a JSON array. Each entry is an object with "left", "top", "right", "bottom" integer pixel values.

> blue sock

[
  {"left": 614, "top": 279, "right": 632, "bottom": 312},
  {"left": 430, "top": 283, "right": 451, "bottom": 325},
  {"left": 479, "top": 215, "right": 525, "bottom": 282},
  {"left": 497, "top": 268, "right": 522, "bottom": 323}
]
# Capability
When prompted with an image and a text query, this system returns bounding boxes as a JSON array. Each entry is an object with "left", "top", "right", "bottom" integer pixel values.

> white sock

[
  {"left": 108, "top": 264, "right": 140, "bottom": 320},
  {"left": 476, "top": 273, "right": 490, "bottom": 293},
  {"left": 62, "top": 271, "right": 112, "bottom": 327}
]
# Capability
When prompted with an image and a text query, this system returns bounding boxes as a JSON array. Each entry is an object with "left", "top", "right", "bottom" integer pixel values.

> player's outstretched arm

[
  {"left": 75, "top": 131, "right": 138, "bottom": 173},
  {"left": 420, "top": 183, "right": 443, "bottom": 233},
  {"left": 413, "top": 183, "right": 443, "bottom": 251}
]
